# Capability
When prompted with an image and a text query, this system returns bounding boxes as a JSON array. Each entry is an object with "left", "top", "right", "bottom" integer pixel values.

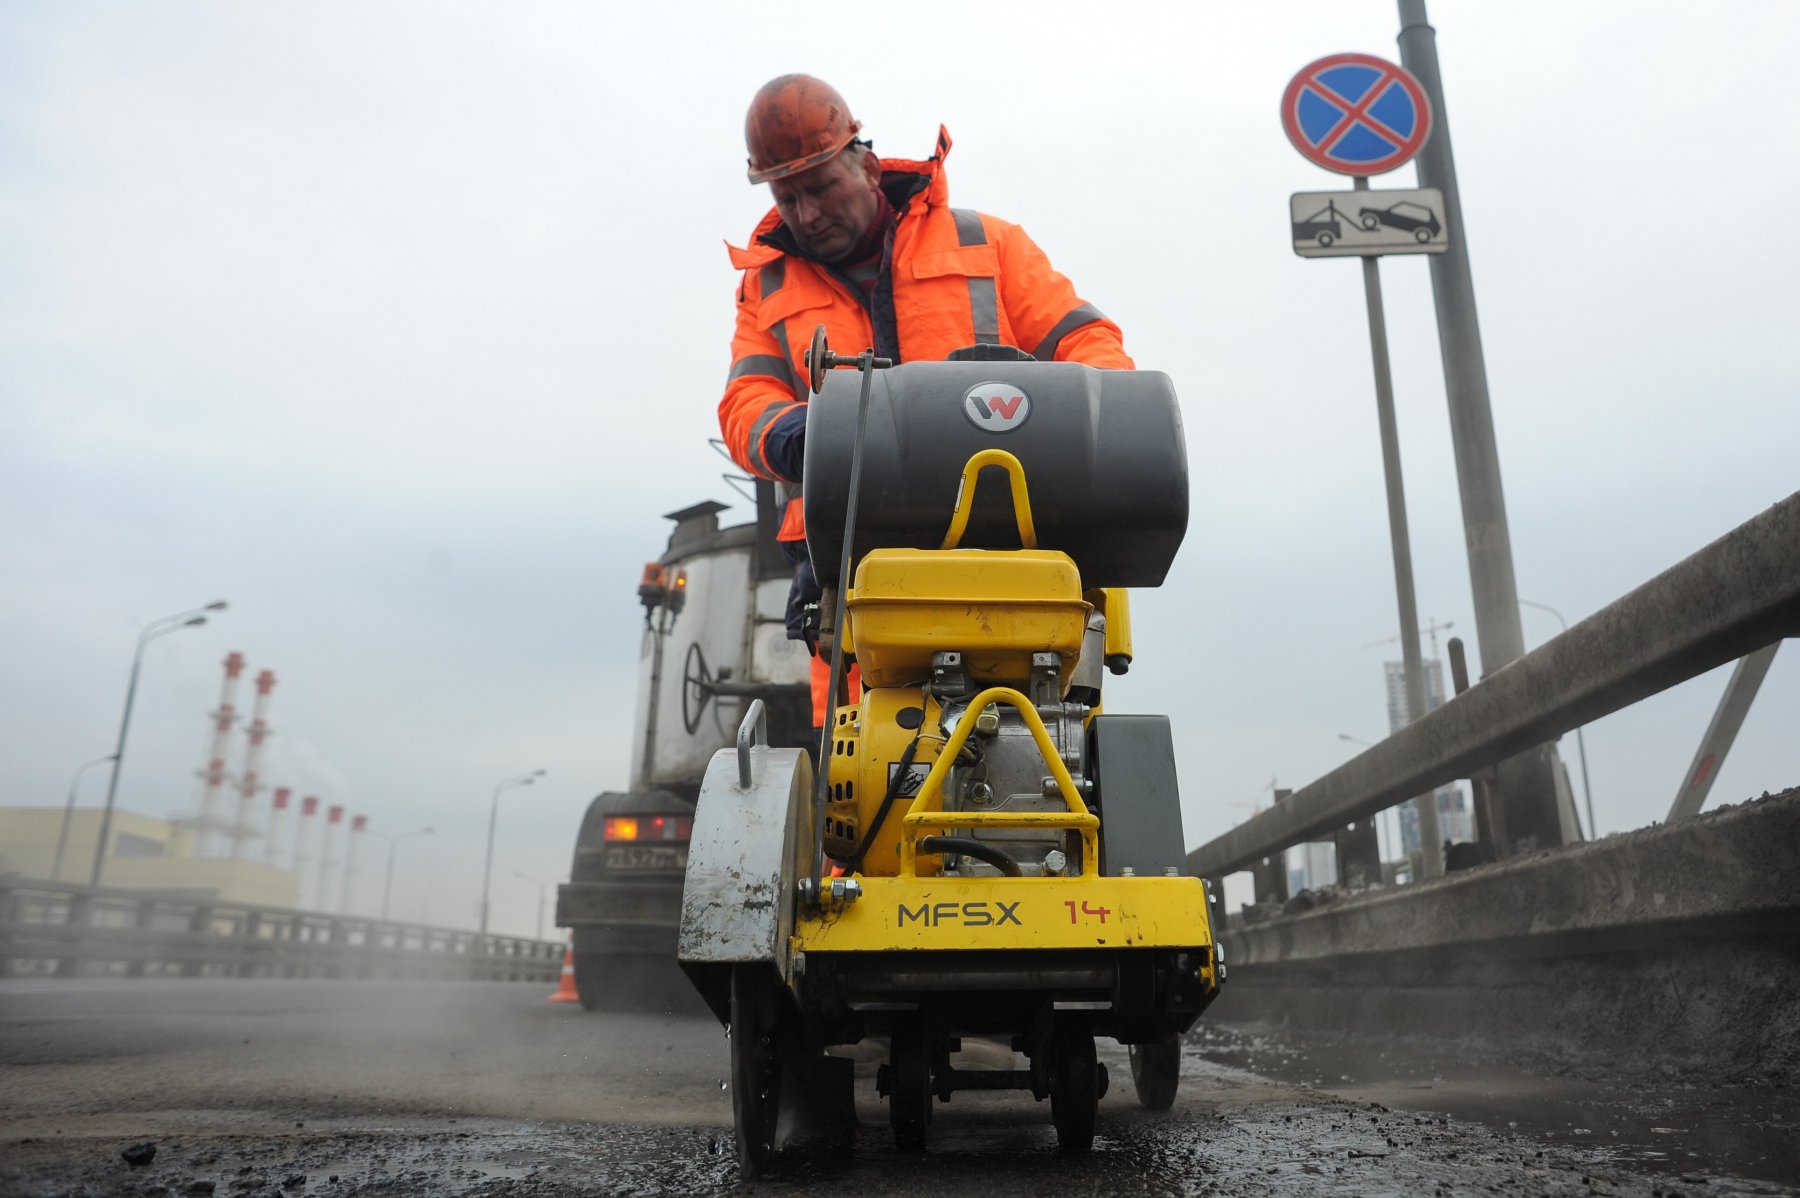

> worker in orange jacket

[{"left": 719, "top": 74, "right": 1134, "bottom": 727}]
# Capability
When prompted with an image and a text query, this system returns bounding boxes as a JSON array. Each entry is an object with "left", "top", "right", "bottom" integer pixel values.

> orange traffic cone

[{"left": 547, "top": 939, "right": 580, "bottom": 1004}]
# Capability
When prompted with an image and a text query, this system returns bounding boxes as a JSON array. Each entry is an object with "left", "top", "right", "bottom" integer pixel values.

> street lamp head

[
  {"left": 531, "top": 769, "right": 547, "bottom": 778},
  {"left": 184, "top": 616, "right": 208, "bottom": 628},
  {"left": 204, "top": 600, "right": 229, "bottom": 611}
]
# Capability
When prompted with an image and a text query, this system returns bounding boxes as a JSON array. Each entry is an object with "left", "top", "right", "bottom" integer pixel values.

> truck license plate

[{"left": 604, "top": 845, "right": 688, "bottom": 871}]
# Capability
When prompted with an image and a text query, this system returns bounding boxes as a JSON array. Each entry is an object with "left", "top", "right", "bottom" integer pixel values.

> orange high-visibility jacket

[{"left": 719, "top": 127, "right": 1133, "bottom": 542}]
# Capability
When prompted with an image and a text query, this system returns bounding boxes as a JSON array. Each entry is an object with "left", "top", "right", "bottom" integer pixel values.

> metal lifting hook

[{"left": 803, "top": 324, "right": 891, "bottom": 908}]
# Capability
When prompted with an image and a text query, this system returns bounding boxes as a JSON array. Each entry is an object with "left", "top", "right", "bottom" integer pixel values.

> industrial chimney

[
  {"left": 265, "top": 787, "right": 292, "bottom": 868},
  {"left": 230, "top": 669, "right": 276, "bottom": 860},
  {"left": 340, "top": 815, "right": 368, "bottom": 915},
  {"left": 194, "top": 652, "right": 245, "bottom": 856},
  {"left": 317, "top": 805, "right": 344, "bottom": 914},
  {"left": 294, "top": 796, "right": 320, "bottom": 906}
]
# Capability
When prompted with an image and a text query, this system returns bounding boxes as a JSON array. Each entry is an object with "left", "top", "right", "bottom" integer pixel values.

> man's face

[{"left": 768, "top": 150, "right": 880, "bottom": 262}]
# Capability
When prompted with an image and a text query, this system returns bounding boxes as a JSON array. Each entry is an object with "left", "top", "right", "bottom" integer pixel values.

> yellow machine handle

[
  {"left": 938, "top": 450, "right": 1038, "bottom": 551},
  {"left": 1101, "top": 587, "right": 1133, "bottom": 670},
  {"left": 899, "top": 685, "right": 1099, "bottom": 876}
]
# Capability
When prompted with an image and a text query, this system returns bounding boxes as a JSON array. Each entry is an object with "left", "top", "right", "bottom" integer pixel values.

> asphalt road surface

[{"left": 2, "top": 977, "right": 1794, "bottom": 1196}]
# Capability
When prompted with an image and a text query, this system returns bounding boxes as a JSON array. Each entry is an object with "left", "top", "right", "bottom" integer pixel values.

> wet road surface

[{"left": 2, "top": 978, "right": 1793, "bottom": 1196}]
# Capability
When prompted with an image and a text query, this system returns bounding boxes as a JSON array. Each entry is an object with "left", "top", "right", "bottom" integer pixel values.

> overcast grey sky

[{"left": 3, "top": 2, "right": 1795, "bottom": 936}]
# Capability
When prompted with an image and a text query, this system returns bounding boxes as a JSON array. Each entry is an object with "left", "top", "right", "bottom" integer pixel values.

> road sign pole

[
  {"left": 1353, "top": 176, "right": 1444, "bottom": 881},
  {"left": 1396, "top": 0, "right": 1570, "bottom": 853}
]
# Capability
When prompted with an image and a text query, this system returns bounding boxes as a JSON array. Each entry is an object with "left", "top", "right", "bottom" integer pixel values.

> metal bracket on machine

[{"left": 802, "top": 325, "right": 894, "bottom": 911}]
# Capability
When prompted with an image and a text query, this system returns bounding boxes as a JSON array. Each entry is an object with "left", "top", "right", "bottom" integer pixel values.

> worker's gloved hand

[
  {"left": 800, "top": 602, "right": 822, "bottom": 656},
  {"left": 785, "top": 550, "right": 823, "bottom": 649},
  {"left": 764, "top": 406, "right": 807, "bottom": 483}
]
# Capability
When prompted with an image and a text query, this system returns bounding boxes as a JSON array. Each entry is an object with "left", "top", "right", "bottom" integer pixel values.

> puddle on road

[{"left": 1190, "top": 1021, "right": 1800, "bottom": 1188}]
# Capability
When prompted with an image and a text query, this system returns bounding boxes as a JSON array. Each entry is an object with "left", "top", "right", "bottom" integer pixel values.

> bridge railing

[
  {"left": 0, "top": 878, "right": 563, "bottom": 982},
  {"left": 1188, "top": 490, "right": 1800, "bottom": 901}
]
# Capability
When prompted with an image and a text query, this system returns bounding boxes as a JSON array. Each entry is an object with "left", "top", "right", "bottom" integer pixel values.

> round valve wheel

[{"left": 807, "top": 323, "right": 830, "bottom": 394}]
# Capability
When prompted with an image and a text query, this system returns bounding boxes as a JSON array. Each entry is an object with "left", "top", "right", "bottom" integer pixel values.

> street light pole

[
  {"left": 91, "top": 601, "right": 227, "bottom": 886},
  {"left": 480, "top": 769, "right": 545, "bottom": 935},
  {"left": 377, "top": 826, "right": 435, "bottom": 921},
  {"left": 52, "top": 754, "right": 117, "bottom": 883},
  {"left": 1520, "top": 600, "right": 1597, "bottom": 839}
]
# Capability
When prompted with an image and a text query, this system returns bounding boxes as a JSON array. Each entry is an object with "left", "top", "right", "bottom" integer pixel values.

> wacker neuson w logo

[
  {"left": 963, "top": 382, "right": 1031, "bottom": 433},
  {"left": 898, "top": 901, "right": 1023, "bottom": 927}
]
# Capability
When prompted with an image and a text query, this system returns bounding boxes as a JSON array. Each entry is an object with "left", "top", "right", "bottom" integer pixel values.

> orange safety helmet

[{"left": 744, "top": 74, "right": 863, "bottom": 185}]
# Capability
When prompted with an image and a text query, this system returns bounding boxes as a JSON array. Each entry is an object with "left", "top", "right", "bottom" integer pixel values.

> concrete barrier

[{"left": 1212, "top": 788, "right": 1800, "bottom": 1082}]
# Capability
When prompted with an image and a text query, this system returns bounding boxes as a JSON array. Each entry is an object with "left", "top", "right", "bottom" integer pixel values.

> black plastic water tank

[{"left": 802, "top": 360, "right": 1187, "bottom": 588}]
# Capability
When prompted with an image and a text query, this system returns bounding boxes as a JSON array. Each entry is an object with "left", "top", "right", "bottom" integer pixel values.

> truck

[{"left": 553, "top": 482, "right": 811, "bottom": 1007}]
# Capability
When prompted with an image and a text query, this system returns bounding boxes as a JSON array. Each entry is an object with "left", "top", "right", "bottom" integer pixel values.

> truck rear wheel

[{"left": 571, "top": 952, "right": 607, "bottom": 1011}]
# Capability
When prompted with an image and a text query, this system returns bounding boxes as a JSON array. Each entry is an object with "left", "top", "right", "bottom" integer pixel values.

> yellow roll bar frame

[{"left": 898, "top": 685, "right": 1099, "bottom": 876}]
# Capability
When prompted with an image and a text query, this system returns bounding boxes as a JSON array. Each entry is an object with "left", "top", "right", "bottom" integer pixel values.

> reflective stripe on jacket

[{"left": 718, "top": 126, "right": 1132, "bottom": 541}]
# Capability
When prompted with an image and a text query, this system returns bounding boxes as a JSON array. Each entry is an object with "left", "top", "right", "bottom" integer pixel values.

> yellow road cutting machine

[{"left": 678, "top": 332, "right": 1221, "bottom": 1173}]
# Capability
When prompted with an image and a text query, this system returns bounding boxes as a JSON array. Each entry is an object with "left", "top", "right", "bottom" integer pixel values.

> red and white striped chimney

[
  {"left": 231, "top": 669, "right": 277, "bottom": 861},
  {"left": 317, "top": 804, "right": 344, "bottom": 914},
  {"left": 195, "top": 652, "right": 246, "bottom": 856},
  {"left": 339, "top": 815, "right": 368, "bottom": 914},
  {"left": 265, "top": 787, "right": 292, "bottom": 867},
  {"left": 294, "top": 795, "right": 320, "bottom": 905}
]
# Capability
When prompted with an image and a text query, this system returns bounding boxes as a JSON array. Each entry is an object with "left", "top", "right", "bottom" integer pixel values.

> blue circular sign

[{"left": 1282, "top": 53, "right": 1433, "bottom": 176}]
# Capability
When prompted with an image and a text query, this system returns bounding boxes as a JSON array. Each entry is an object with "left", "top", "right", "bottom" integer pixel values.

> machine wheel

[
  {"left": 729, "top": 967, "right": 785, "bottom": 1176},
  {"left": 793, "top": 1051, "right": 857, "bottom": 1153},
  {"left": 1050, "top": 1020, "right": 1098, "bottom": 1153},
  {"left": 889, "top": 1019, "right": 932, "bottom": 1152},
  {"left": 1128, "top": 1034, "right": 1181, "bottom": 1111}
]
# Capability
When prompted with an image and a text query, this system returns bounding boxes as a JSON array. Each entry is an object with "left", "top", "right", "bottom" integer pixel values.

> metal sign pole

[
  {"left": 1354, "top": 176, "right": 1444, "bottom": 879},
  {"left": 1396, "top": 0, "right": 1569, "bottom": 851}
]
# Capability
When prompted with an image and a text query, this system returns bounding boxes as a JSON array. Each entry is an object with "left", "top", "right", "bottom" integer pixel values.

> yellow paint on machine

[{"left": 795, "top": 875, "right": 1215, "bottom": 954}]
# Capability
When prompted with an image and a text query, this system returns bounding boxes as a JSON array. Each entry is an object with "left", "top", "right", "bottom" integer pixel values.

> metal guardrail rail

[
  {"left": 0, "top": 878, "right": 563, "bottom": 982},
  {"left": 1188, "top": 490, "right": 1800, "bottom": 881}
]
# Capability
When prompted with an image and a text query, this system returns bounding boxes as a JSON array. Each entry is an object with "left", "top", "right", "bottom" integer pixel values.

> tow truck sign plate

[{"left": 1290, "top": 187, "right": 1447, "bottom": 258}]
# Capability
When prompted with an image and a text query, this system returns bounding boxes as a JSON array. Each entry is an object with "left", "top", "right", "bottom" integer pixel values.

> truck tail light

[{"left": 604, "top": 816, "right": 694, "bottom": 842}]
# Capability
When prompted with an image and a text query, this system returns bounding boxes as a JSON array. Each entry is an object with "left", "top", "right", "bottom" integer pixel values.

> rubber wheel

[
  {"left": 793, "top": 1052, "right": 857, "bottom": 1153},
  {"left": 729, "top": 967, "right": 784, "bottom": 1176},
  {"left": 1128, "top": 1034, "right": 1181, "bottom": 1111},
  {"left": 889, "top": 1019, "right": 932, "bottom": 1152},
  {"left": 1050, "top": 1021, "right": 1098, "bottom": 1153}
]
